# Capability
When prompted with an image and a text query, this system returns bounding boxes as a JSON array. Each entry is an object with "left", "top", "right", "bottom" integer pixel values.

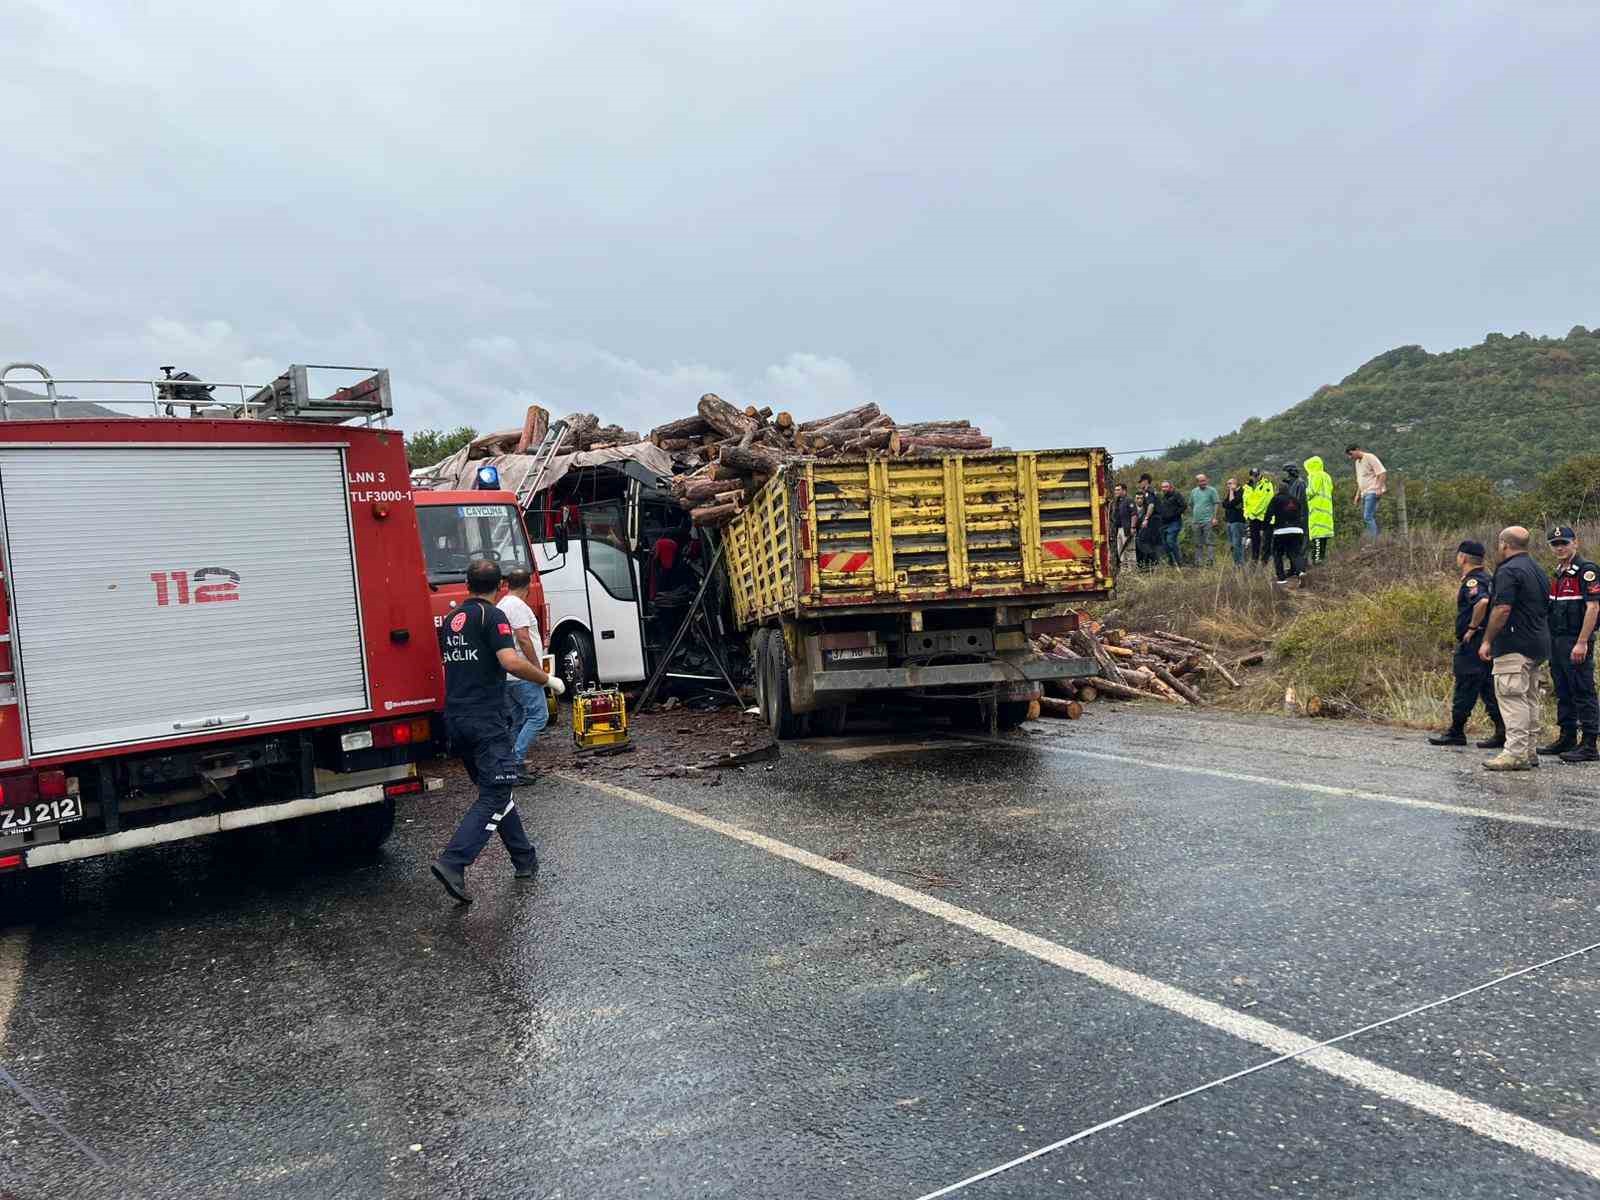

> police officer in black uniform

[
  {"left": 1428, "top": 539, "right": 1504, "bottom": 748},
  {"left": 431, "top": 559, "right": 557, "bottom": 904},
  {"left": 1539, "top": 525, "right": 1600, "bottom": 763}
]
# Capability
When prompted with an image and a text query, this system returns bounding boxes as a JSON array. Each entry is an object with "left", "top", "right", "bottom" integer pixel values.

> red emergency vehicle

[
  {"left": 412, "top": 488, "right": 549, "bottom": 640},
  {"left": 0, "top": 363, "right": 443, "bottom": 882}
]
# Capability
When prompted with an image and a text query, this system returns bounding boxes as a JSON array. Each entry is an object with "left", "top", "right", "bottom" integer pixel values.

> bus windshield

[{"left": 417, "top": 502, "right": 531, "bottom": 584}]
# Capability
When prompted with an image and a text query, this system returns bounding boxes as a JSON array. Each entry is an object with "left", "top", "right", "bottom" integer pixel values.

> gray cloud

[{"left": 4, "top": 1, "right": 1598, "bottom": 455}]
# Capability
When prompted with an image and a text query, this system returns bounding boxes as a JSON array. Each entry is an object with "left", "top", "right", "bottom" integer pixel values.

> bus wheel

[{"left": 555, "top": 629, "right": 596, "bottom": 695}]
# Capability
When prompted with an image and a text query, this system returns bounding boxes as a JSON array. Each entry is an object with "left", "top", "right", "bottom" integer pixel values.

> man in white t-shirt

[
  {"left": 1345, "top": 444, "right": 1387, "bottom": 539},
  {"left": 497, "top": 567, "right": 557, "bottom": 772}
]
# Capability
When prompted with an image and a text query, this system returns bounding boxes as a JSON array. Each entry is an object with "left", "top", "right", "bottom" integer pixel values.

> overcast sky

[{"left": 4, "top": 1, "right": 1597, "bottom": 455}]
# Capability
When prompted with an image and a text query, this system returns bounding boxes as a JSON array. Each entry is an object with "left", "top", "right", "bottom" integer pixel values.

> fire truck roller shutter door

[{"left": 0, "top": 446, "right": 370, "bottom": 756}]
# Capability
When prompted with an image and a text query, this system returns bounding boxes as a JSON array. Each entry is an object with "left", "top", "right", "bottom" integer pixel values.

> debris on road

[
  {"left": 525, "top": 704, "right": 775, "bottom": 786},
  {"left": 1032, "top": 612, "right": 1265, "bottom": 712}
]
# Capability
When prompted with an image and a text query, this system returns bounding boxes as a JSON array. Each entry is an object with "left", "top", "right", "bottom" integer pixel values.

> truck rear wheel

[
  {"left": 763, "top": 632, "right": 807, "bottom": 740},
  {"left": 953, "top": 698, "right": 1032, "bottom": 732},
  {"left": 304, "top": 798, "right": 396, "bottom": 858},
  {"left": 812, "top": 704, "right": 849, "bottom": 736},
  {"left": 750, "top": 629, "right": 772, "bottom": 725}
]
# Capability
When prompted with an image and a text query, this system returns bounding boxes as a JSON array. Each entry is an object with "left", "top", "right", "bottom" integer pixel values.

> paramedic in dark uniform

[
  {"left": 431, "top": 559, "right": 557, "bottom": 904},
  {"left": 1540, "top": 525, "right": 1600, "bottom": 763},
  {"left": 1427, "top": 540, "right": 1504, "bottom": 748}
]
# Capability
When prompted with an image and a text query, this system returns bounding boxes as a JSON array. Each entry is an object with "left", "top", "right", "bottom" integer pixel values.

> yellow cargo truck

[{"left": 724, "top": 448, "right": 1113, "bottom": 737}]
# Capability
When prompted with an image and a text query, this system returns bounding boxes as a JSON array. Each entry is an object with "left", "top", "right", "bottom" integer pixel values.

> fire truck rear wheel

[
  {"left": 555, "top": 629, "right": 596, "bottom": 697},
  {"left": 339, "top": 798, "right": 396, "bottom": 854},
  {"left": 0, "top": 864, "right": 66, "bottom": 923}
]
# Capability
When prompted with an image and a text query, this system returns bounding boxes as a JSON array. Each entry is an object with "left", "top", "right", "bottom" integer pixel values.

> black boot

[
  {"left": 1427, "top": 728, "right": 1467, "bottom": 746},
  {"left": 1475, "top": 725, "right": 1506, "bottom": 749},
  {"left": 1538, "top": 729, "right": 1578, "bottom": 756},
  {"left": 1561, "top": 733, "right": 1600, "bottom": 763}
]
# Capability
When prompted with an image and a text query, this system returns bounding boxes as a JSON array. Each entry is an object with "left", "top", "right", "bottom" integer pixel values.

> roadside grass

[{"left": 1100, "top": 525, "right": 1578, "bottom": 730}]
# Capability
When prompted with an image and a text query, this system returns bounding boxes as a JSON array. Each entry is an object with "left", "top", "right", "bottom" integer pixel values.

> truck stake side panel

[{"left": 726, "top": 448, "right": 1112, "bottom": 626}]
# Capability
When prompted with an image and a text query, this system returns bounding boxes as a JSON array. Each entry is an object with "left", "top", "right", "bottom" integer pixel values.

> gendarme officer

[
  {"left": 1428, "top": 540, "right": 1503, "bottom": 749},
  {"left": 431, "top": 558, "right": 557, "bottom": 904},
  {"left": 1540, "top": 525, "right": 1600, "bottom": 763}
]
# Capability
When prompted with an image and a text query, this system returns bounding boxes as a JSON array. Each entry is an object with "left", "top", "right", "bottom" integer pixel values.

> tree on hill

[{"left": 1126, "top": 327, "right": 1600, "bottom": 491}]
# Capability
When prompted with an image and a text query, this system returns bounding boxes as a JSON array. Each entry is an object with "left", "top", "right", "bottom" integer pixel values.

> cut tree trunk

[
  {"left": 651, "top": 415, "right": 711, "bottom": 442},
  {"left": 516, "top": 404, "right": 550, "bottom": 454},
  {"left": 675, "top": 476, "right": 736, "bottom": 504},
  {"left": 797, "top": 403, "right": 880, "bottom": 433},
  {"left": 1203, "top": 653, "right": 1240, "bottom": 688},
  {"left": 896, "top": 420, "right": 971, "bottom": 434},
  {"left": 691, "top": 500, "right": 743, "bottom": 526},
  {"left": 898, "top": 434, "right": 993, "bottom": 451},
  {"left": 1153, "top": 664, "right": 1202, "bottom": 705},
  {"left": 1039, "top": 696, "right": 1083, "bottom": 720},
  {"left": 1083, "top": 676, "right": 1160, "bottom": 702},
  {"left": 720, "top": 443, "right": 790, "bottom": 476},
  {"left": 698, "top": 393, "right": 758, "bottom": 439}
]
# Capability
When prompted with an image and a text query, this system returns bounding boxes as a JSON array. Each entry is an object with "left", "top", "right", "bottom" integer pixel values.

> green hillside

[{"left": 1125, "top": 326, "right": 1600, "bottom": 489}]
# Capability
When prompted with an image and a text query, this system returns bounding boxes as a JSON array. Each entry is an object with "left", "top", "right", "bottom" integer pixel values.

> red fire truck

[
  {"left": 413, "top": 487, "right": 549, "bottom": 639},
  {"left": 0, "top": 363, "right": 443, "bottom": 884}
]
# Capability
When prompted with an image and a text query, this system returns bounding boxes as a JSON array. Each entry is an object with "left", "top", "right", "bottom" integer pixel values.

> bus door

[{"left": 577, "top": 496, "right": 647, "bottom": 683}]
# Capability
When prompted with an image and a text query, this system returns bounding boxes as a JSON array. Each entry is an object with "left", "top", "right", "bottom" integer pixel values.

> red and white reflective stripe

[
  {"left": 819, "top": 552, "right": 871, "bottom": 573},
  {"left": 1041, "top": 539, "right": 1096, "bottom": 561}
]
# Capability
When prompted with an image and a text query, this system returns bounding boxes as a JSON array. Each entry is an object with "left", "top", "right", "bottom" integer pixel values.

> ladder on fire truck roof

[{"left": 0, "top": 362, "right": 393, "bottom": 424}]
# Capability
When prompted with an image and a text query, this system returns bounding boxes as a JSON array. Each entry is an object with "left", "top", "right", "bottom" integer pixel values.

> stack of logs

[
  {"left": 661, "top": 394, "right": 992, "bottom": 528},
  {"left": 1030, "top": 619, "right": 1242, "bottom": 717}
]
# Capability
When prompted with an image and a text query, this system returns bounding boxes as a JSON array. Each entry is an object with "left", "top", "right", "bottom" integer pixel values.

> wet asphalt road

[{"left": 1, "top": 707, "right": 1598, "bottom": 1199}]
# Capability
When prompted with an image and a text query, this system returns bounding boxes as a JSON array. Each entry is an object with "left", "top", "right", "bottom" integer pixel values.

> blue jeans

[
  {"left": 1227, "top": 521, "right": 1247, "bottom": 564},
  {"left": 1362, "top": 492, "right": 1379, "bottom": 537},
  {"left": 439, "top": 709, "right": 536, "bottom": 875},
  {"left": 507, "top": 678, "right": 549, "bottom": 761},
  {"left": 1162, "top": 521, "right": 1183, "bottom": 566}
]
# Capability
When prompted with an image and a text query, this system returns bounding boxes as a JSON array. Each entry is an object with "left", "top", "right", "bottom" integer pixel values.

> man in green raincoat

[{"left": 1304, "top": 455, "right": 1335, "bottom": 564}]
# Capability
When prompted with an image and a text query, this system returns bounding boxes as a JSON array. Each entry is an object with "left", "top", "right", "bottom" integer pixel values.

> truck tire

[
  {"left": 555, "top": 629, "right": 596, "bottom": 696},
  {"left": 750, "top": 629, "right": 772, "bottom": 725},
  {"left": 305, "top": 798, "right": 396, "bottom": 858},
  {"left": 994, "top": 700, "right": 1032, "bottom": 730},
  {"left": 812, "top": 703, "right": 849, "bottom": 737},
  {"left": 763, "top": 632, "right": 807, "bottom": 740},
  {"left": 339, "top": 798, "right": 396, "bottom": 855},
  {"left": 953, "top": 698, "right": 1032, "bottom": 732}
]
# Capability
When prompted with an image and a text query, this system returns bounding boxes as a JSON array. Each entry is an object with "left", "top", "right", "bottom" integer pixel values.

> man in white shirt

[
  {"left": 1345, "top": 444, "right": 1387, "bottom": 538},
  {"left": 497, "top": 567, "right": 559, "bottom": 774}
]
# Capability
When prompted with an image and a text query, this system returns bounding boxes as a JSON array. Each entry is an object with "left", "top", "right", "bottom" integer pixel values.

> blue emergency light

[{"left": 475, "top": 464, "right": 500, "bottom": 490}]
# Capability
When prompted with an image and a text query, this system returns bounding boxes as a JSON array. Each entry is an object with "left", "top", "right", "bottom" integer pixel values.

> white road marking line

[
  {"left": 0, "top": 927, "right": 30, "bottom": 1044},
  {"left": 564, "top": 774, "right": 1600, "bottom": 1185},
  {"left": 966, "top": 735, "right": 1600, "bottom": 832}
]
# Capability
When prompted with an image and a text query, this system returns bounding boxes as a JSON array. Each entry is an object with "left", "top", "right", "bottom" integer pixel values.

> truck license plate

[
  {"left": 0, "top": 797, "right": 83, "bottom": 833},
  {"left": 824, "top": 647, "right": 882, "bottom": 663}
]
